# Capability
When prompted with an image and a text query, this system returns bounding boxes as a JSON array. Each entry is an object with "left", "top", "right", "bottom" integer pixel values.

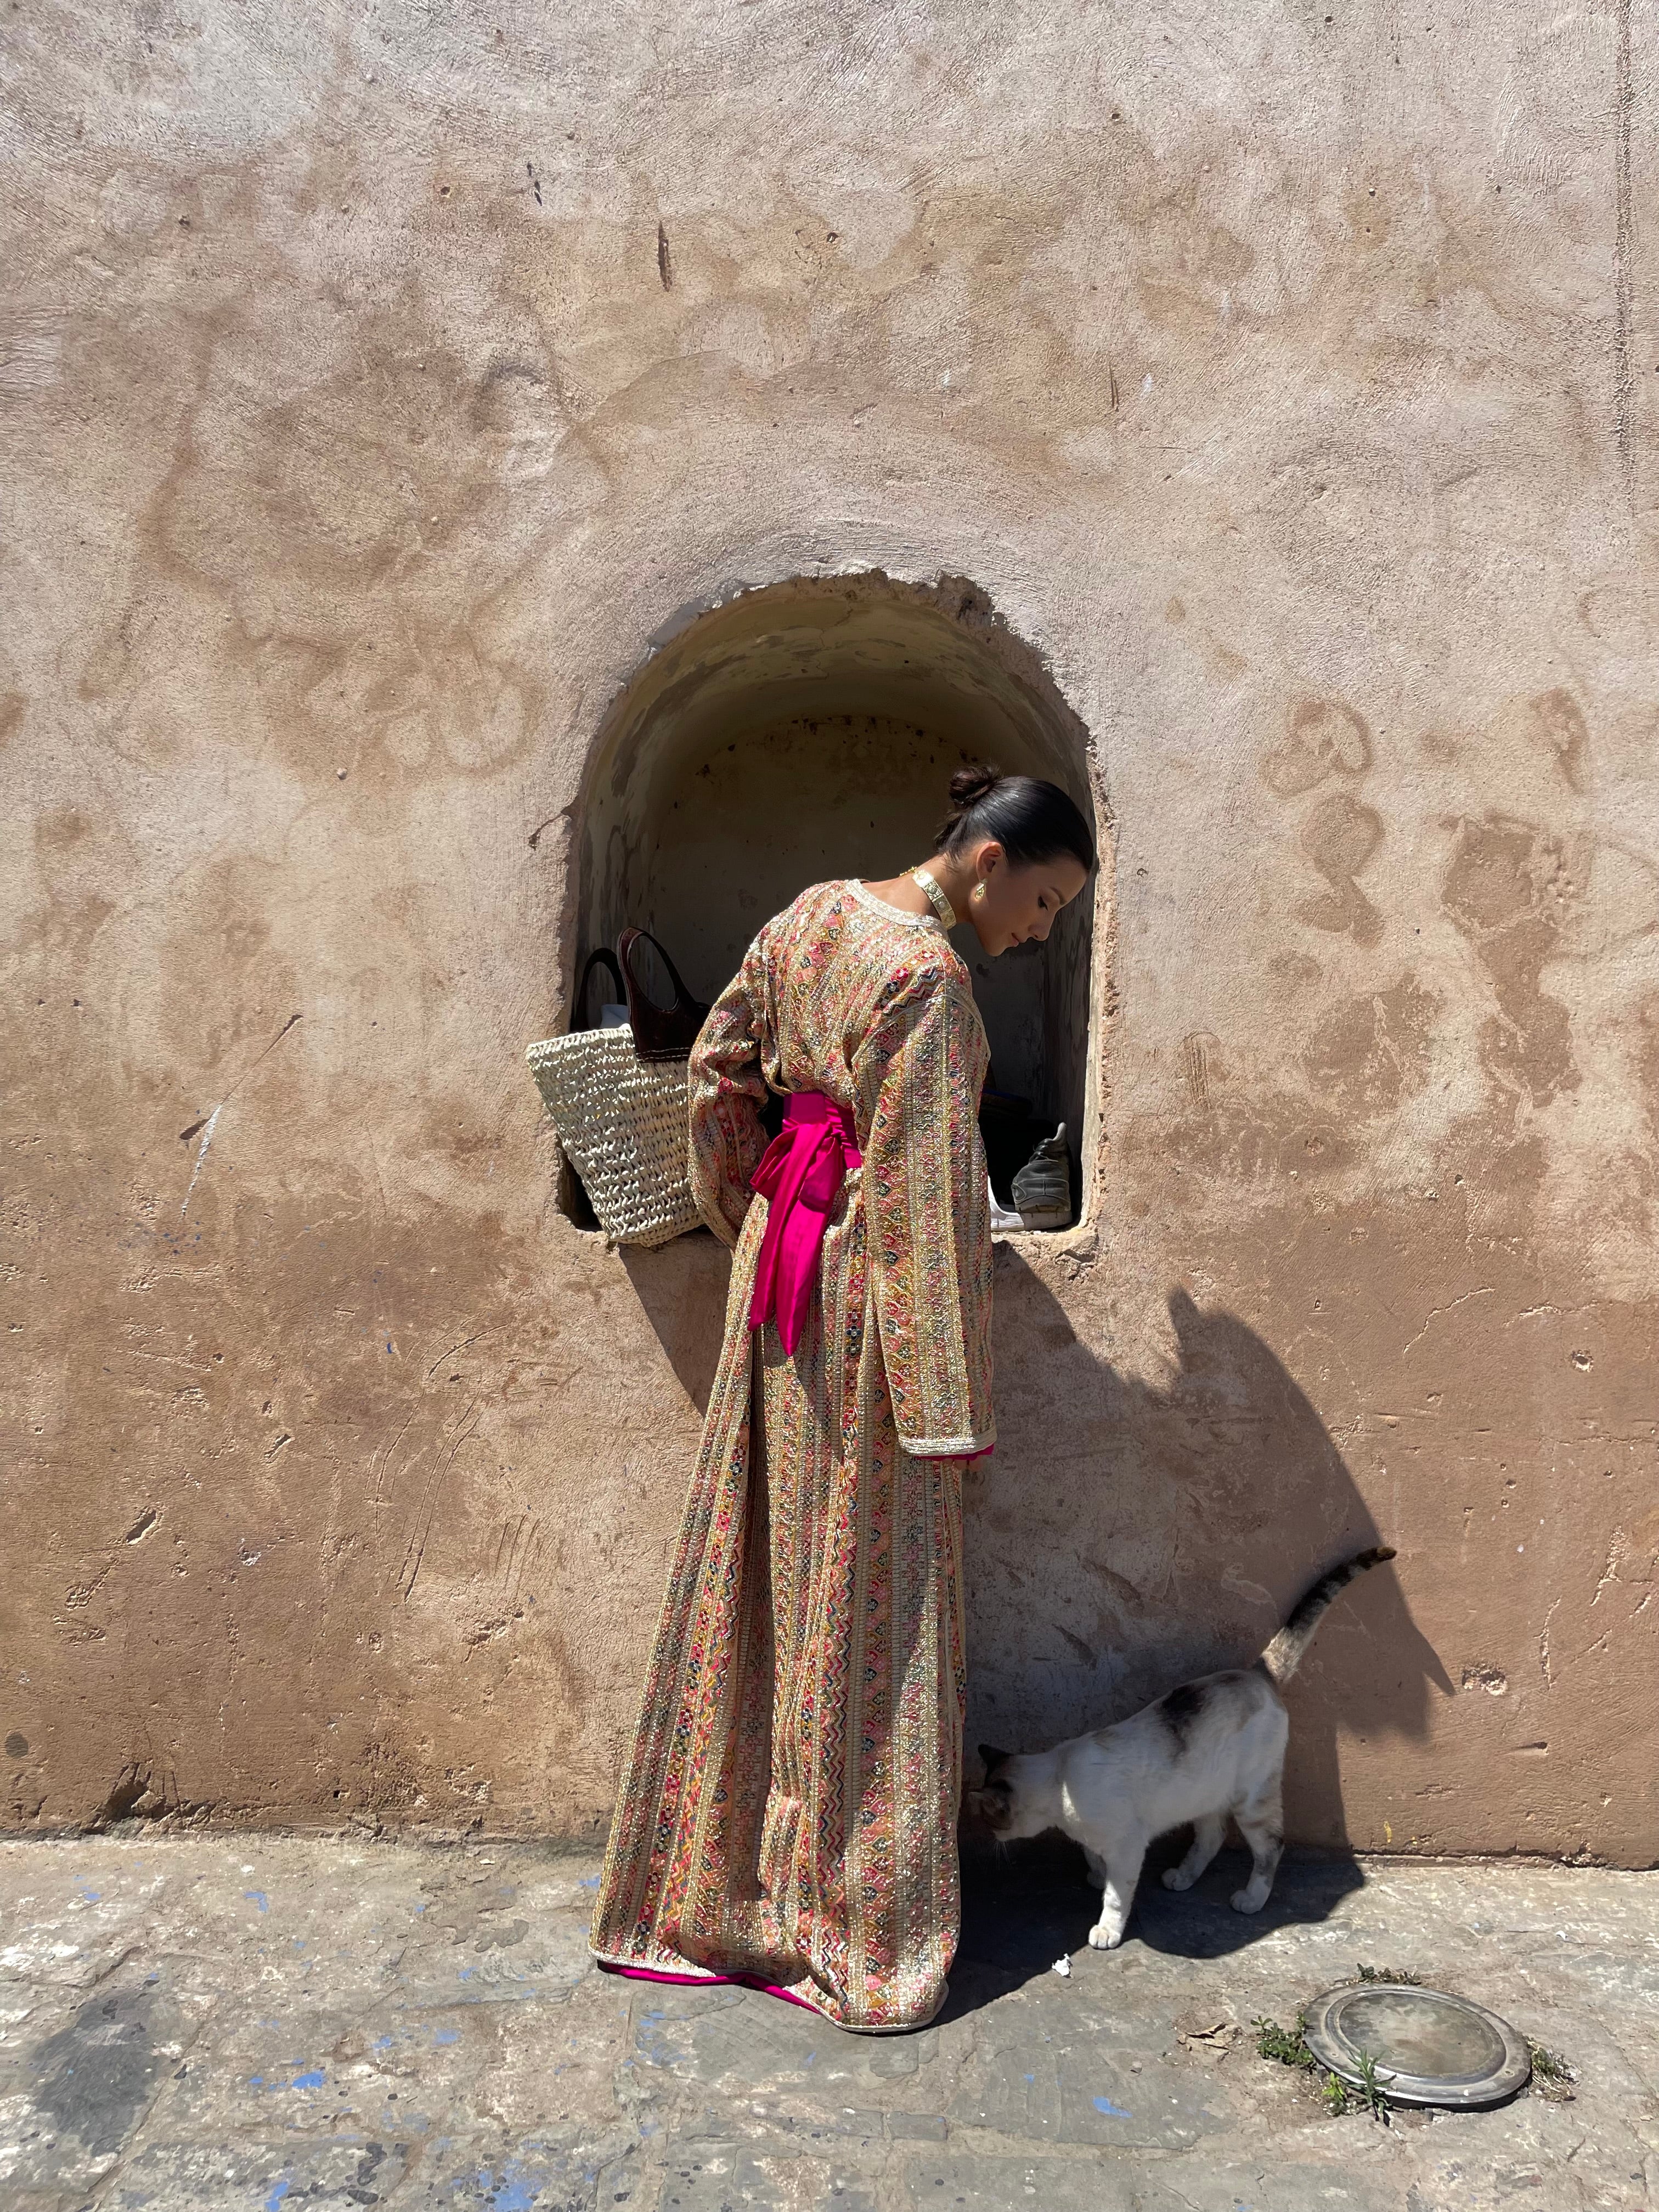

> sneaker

[{"left": 987, "top": 1186, "right": 1026, "bottom": 1234}]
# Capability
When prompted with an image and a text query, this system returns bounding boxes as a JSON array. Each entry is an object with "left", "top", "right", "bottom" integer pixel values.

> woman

[{"left": 590, "top": 765, "right": 1095, "bottom": 2030}]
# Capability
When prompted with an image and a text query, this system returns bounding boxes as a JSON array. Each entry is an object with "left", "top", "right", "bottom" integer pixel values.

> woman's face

[{"left": 967, "top": 844, "right": 1090, "bottom": 957}]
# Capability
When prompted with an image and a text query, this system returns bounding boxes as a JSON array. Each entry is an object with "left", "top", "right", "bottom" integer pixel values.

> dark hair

[{"left": 934, "top": 764, "right": 1095, "bottom": 875}]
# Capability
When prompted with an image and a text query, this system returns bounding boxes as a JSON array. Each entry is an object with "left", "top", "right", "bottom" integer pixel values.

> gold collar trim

[{"left": 910, "top": 867, "right": 958, "bottom": 930}]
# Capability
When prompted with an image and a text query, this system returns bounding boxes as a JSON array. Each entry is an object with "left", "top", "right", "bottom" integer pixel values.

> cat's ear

[{"left": 978, "top": 1744, "right": 1012, "bottom": 1778}]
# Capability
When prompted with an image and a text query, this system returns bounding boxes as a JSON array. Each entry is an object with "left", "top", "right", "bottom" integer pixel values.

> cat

[{"left": 972, "top": 1547, "right": 1396, "bottom": 1952}]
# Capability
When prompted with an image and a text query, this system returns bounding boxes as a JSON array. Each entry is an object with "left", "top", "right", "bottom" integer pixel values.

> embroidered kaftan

[{"left": 590, "top": 878, "right": 994, "bottom": 2029}]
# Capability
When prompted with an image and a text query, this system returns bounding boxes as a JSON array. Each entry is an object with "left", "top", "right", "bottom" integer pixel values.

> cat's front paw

[
  {"left": 1086, "top": 1921, "right": 1125, "bottom": 1950},
  {"left": 1161, "top": 1867, "right": 1193, "bottom": 1891},
  {"left": 1229, "top": 1886, "right": 1268, "bottom": 1914}
]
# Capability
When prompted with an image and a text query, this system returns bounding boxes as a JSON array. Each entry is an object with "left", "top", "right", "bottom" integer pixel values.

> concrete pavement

[{"left": 2, "top": 1833, "right": 1655, "bottom": 2211}]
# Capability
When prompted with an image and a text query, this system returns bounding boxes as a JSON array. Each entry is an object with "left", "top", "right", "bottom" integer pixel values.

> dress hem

[{"left": 591, "top": 1952, "right": 943, "bottom": 2035}]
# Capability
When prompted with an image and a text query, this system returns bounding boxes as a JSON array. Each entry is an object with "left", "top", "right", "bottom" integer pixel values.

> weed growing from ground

[
  {"left": 1354, "top": 1963, "right": 1423, "bottom": 1986},
  {"left": 1254, "top": 2013, "right": 1317, "bottom": 2070},
  {"left": 1319, "top": 2067, "right": 1351, "bottom": 2115},
  {"left": 1352, "top": 2049, "right": 1396, "bottom": 2122},
  {"left": 1526, "top": 2039, "right": 1577, "bottom": 2102},
  {"left": 1252, "top": 2015, "right": 1390, "bottom": 2120}
]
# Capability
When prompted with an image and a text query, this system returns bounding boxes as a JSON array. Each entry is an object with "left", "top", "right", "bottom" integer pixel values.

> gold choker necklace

[{"left": 910, "top": 867, "right": 958, "bottom": 929}]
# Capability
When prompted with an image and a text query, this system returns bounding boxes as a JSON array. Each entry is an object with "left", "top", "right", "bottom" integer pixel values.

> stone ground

[{"left": 1, "top": 1833, "right": 1655, "bottom": 2212}]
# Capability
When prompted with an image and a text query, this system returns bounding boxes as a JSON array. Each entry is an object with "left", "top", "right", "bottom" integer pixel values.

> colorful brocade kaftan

[{"left": 589, "top": 878, "right": 995, "bottom": 2030}]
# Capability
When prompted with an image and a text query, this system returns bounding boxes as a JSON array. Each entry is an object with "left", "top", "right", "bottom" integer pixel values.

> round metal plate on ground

[{"left": 1302, "top": 1984, "right": 1533, "bottom": 2109}]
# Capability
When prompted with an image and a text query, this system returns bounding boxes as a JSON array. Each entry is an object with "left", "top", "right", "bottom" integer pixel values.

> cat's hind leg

[
  {"left": 1230, "top": 1785, "right": 1284, "bottom": 1914},
  {"left": 1161, "top": 1812, "right": 1225, "bottom": 1893},
  {"left": 1086, "top": 1841, "right": 1147, "bottom": 1950}
]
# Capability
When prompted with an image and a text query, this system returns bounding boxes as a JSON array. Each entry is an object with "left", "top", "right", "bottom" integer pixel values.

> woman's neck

[{"left": 864, "top": 858, "right": 969, "bottom": 921}]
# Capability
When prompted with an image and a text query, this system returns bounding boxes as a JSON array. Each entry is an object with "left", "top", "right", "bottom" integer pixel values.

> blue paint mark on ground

[
  {"left": 1023, "top": 2073, "right": 1035, "bottom": 2084},
  {"left": 458, "top": 1967, "right": 473, "bottom": 1982},
  {"left": 577, "top": 1874, "right": 601, "bottom": 1889},
  {"left": 80, "top": 1887, "right": 100, "bottom": 1901},
  {"left": 1093, "top": 2095, "right": 1132, "bottom": 2117},
  {"left": 374, "top": 2034, "right": 394, "bottom": 2050},
  {"left": 265, "top": 2180, "right": 291, "bottom": 2210},
  {"left": 252, "top": 2066, "right": 329, "bottom": 2094},
  {"left": 244, "top": 1890, "right": 269, "bottom": 1912},
  {"left": 471, "top": 2163, "right": 542, "bottom": 2212},
  {"left": 433, "top": 2028, "right": 459, "bottom": 2045}
]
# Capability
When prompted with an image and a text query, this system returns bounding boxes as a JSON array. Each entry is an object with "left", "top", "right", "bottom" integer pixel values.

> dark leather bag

[{"left": 617, "top": 927, "right": 710, "bottom": 1061}]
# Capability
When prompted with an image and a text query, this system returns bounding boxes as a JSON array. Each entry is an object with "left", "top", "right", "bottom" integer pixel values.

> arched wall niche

[{"left": 572, "top": 572, "right": 1111, "bottom": 1225}]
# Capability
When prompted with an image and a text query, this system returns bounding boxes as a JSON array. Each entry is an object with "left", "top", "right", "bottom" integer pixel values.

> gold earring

[{"left": 972, "top": 883, "right": 987, "bottom": 906}]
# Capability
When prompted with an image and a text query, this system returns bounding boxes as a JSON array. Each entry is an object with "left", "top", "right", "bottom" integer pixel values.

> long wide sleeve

[
  {"left": 687, "top": 934, "right": 773, "bottom": 1247},
  {"left": 855, "top": 962, "right": 995, "bottom": 1457}
]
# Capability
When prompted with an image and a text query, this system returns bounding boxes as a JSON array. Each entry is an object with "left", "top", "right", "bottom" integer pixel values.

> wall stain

[
  {"left": 1297, "top": 793, "right": 1385, "bottom": 946},
  {"left": 1262, "top": 697, "right": 1372, "bottom": 797},
  {"left": 1441, "top": 815, "right": 1580, "bottom": 1109},
  {"left": 1304, "top": 976, "right": 1439, "bottom": 1120},
  {"left": 1528, "top": 687, "right": 1589, "bottom": 794}
]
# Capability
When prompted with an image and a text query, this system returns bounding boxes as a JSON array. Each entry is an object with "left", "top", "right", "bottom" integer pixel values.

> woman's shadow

[{"left": 623, "top": 1239, "right": 1453, "bottom": 2001}]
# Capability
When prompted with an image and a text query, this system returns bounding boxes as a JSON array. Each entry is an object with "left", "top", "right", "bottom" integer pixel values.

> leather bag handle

[
  {"left": 572, "top": 947, "right": 627, "bottom": 1032},
  {"left": 617, "top": 927, "right": 710, "bottom": 1060}
]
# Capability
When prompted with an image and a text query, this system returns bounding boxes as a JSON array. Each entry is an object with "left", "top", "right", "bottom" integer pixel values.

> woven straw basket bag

[{"left": 526, "top": 939, "right": 707, "bottom": 1248}]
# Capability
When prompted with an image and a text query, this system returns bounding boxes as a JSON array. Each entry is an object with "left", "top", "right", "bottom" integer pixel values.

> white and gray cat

[{"left": 972, "top": 1547, "right": 1395, "bottom": 1951}]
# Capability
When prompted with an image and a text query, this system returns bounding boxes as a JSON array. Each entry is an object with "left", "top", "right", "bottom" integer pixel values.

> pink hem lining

[{"left": 595, "top": 1956, "right": 820, "bottom": 2015}]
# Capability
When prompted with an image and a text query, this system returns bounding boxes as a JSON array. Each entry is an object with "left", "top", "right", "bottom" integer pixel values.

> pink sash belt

[{"left": 748, "top": 1092, "right": 862, "bottom": 1356}]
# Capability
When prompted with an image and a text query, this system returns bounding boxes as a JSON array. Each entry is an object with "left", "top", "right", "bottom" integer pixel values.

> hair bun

[{"left": 948, "top": 763, "right": 1003, "bottom": 811}]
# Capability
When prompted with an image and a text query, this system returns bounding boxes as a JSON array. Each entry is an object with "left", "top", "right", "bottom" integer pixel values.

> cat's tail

[{"left": 1258, "top": 1547, "right": 1397, "bottom": 1686}]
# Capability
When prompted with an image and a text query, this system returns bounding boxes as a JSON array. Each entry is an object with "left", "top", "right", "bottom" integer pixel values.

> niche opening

[{"left": 567, "top": 574, "right": 1107, "bottom": 1232}]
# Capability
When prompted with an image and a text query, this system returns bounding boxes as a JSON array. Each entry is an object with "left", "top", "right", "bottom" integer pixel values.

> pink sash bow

[{"left": 748, "top": 1092, "right": 862, "bottom": 1355}]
